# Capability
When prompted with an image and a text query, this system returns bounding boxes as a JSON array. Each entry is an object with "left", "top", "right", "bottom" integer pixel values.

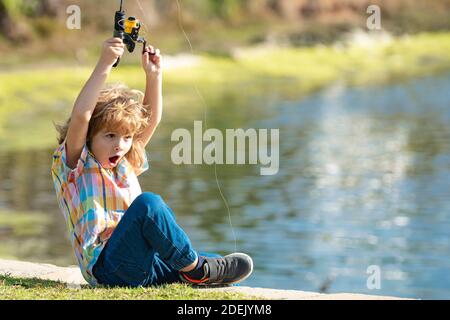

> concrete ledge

[{"left": 0, "top": 259, "right": 408, "bottom": 300}]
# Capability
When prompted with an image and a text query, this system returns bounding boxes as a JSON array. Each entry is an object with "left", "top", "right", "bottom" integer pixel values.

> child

[{"left": 51, "top": 37, "right": 253, "bottom": 287}]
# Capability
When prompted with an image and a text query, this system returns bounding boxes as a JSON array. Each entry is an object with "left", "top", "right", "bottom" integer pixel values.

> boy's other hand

[
  {"left": 99, "top": 37, "right": 125, "bottom": 67},
  {"left": 142, "top": 45, "right": 162, "bottom": 79}
]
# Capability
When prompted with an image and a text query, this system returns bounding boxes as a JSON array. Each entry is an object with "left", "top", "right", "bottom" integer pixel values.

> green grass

[
  {"left": 0, "top": 275, "right": 254, "bottom": 300},
  {"left": 1, "top": 32, "right": 450, "bottom": 152}
]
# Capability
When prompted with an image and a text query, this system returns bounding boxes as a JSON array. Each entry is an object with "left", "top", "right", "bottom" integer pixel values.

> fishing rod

[{"left": 113, "top": 0, "right": 153, "bottom": 67}]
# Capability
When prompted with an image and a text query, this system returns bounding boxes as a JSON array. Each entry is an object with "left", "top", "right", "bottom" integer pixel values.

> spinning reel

[{"left": 113, "top": 0, "right": 152, "bottom": 67}]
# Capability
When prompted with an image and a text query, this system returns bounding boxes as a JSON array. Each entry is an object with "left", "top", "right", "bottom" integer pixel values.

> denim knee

[
  {"left": 136, "top": 192, "right": 162, "bottom": 205},
  {"left": 134, "top": 192, "right": 165, "bottom": 219}
]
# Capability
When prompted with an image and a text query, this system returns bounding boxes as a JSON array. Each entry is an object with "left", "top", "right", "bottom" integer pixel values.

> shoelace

[{"left": 210, "top": 258, "right": 231, "bottom": 283}]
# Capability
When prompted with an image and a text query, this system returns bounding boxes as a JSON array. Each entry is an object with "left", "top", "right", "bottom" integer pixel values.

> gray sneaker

[{"left": 181, "top": 253, "right": 253, "bottom": 286}]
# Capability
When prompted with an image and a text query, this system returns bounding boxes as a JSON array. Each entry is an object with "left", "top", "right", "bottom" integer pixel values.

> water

[{"left": 1, "top": 73, "right": 450, "bottom": 299}]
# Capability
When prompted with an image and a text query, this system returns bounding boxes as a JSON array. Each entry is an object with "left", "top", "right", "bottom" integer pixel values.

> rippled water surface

[{"left": 1, "top": 74, "right": 450, "bottom": 299}]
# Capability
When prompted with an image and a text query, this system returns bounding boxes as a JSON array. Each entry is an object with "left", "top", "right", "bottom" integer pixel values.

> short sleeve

[
  {"left": 51, "top": 139, "right": 89, "bottom": 183},
  {"left": 134, "top": 149, "right": 150, "bottom": 177}
]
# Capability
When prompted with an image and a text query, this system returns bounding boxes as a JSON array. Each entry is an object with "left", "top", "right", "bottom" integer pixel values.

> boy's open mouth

[{"left": 109, "top": 155, "right": 120, "bottom": 166}]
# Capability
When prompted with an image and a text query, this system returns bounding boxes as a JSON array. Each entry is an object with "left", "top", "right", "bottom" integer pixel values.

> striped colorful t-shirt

[{"left": 51, "top": 140, "right": 149, "bottom": 286}]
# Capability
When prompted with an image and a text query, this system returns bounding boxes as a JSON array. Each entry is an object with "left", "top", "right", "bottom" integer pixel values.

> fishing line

[
  {"left": 135, "top": 0, "right": 150, "bottom": 35},
  {"left": 135, "top": 0, "right": 238, "bottom": 252}
]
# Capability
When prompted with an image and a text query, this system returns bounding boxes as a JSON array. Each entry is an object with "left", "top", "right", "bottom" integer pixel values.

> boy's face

[{"left": 90, "top": 128, "right": 134, "bottom": 169}]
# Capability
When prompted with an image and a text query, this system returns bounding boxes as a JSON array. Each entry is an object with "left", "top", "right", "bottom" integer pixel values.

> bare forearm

[
  {"left": 143, "top": 75, "right": 163, "bottom": 124},
  {"left": 72, "top": 61, "right": 112, "bottom": 119}
]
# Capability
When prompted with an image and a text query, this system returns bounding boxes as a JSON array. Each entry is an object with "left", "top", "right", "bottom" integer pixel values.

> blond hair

[{"left": 54, "top": 83, "right": 150, "bottom": 170}]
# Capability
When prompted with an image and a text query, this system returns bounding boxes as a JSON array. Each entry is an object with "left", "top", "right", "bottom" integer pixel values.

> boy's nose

[
  {"left": 114, "top": 144, "right": 124, "bottom": 152},
  {"left": 115, "top": 139, "right": 127, "bottom": 152}
]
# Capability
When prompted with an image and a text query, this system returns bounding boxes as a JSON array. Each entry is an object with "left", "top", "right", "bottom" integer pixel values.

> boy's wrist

[
  {"left": 96, "top": 59, "right": 114, "bottom": 73},
  {"left": 146, "top": 72, "right": 162, "bottom": 83}
]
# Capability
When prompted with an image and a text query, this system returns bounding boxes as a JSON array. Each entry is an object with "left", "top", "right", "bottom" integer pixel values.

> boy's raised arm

[
  {"left": 139, "top": 45, "right": 163, "bottom": 148},
  {"left": 65, "top": 38, "right": 124, "bottom": 169}
]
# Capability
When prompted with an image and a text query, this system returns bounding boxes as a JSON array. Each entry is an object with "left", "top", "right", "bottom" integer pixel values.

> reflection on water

[{"left": 1, "top": 74, "right": 450, "bottom": 298}]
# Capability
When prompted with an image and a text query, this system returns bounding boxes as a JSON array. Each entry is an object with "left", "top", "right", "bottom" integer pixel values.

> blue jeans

[{"left": 92, "top": 192, "right": 221, "bottom": 287}]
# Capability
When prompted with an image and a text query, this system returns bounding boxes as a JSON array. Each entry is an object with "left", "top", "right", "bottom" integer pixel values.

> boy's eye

[
  {"left": 125, "top": 136, "right": 133, "bottom": 140},
  {"left": 106, "top": 133, "right": 115, "bottom": 138}
]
